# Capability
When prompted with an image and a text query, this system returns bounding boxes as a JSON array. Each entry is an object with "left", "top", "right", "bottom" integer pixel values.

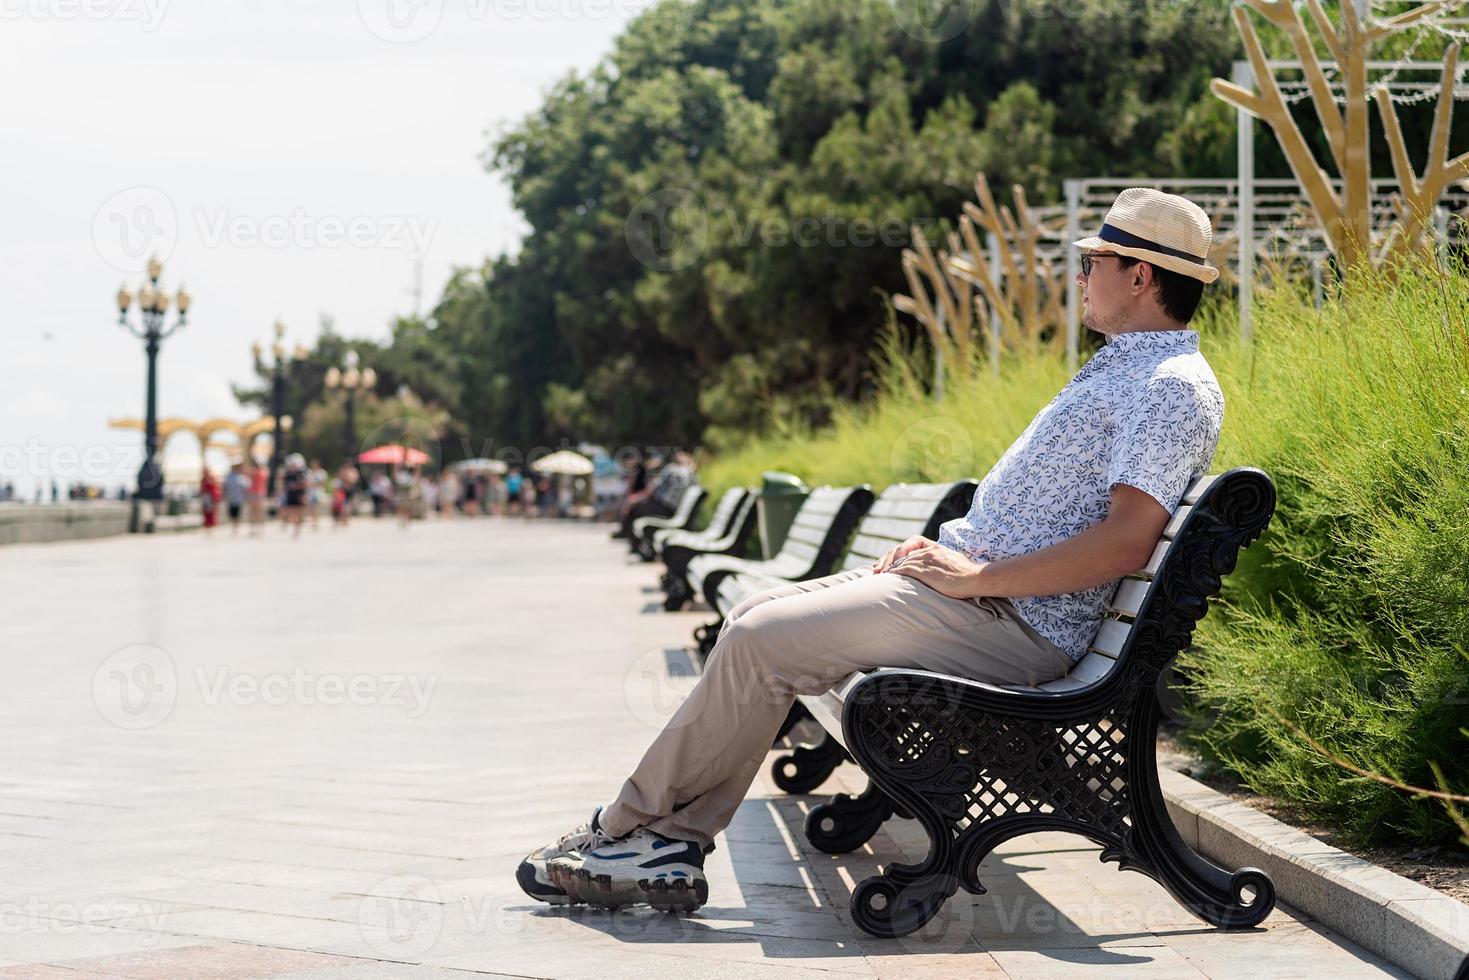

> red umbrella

[{"left": 357, "top": 444, "right": 431, "bottom": 465}]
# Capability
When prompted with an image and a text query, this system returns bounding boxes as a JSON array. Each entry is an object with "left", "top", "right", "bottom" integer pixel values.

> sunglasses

[{"left": 1080, "top": 252, "right": 1120, "bottom": 277}]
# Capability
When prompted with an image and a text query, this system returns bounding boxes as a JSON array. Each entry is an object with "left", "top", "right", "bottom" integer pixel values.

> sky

[{"left": 0, "top": 0, "right": 650, "bottom": 499}]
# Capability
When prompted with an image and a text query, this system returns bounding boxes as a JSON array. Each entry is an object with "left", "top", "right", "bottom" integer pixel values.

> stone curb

[{"left": 1160, "top": 766, "right": 1469, "bottom": 980}]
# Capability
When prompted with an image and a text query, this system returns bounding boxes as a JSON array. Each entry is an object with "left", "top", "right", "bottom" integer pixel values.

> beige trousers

[{"left": 601, "top": 567, "right": 1075, "bottom": 848}]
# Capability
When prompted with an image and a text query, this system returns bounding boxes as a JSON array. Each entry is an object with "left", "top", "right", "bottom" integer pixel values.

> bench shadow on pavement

[{"left": 522, "top": 728, "right": 1227, "bottom": 966}]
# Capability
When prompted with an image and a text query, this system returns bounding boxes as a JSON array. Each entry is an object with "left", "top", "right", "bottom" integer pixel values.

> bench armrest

[{"left": 843, "top": 665, "right": 1127, "bottom": 727}]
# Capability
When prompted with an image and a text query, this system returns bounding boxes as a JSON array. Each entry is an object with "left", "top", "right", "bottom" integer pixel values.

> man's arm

[{"left": 888, "top": 484, "right": 1171, "bottom": 599}]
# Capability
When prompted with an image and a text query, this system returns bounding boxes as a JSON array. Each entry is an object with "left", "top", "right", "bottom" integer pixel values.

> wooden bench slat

[
  {"left": 1107, "top": 579, "right": 1151, "bottom": 618},
  {"left": 1162, "top": 504, "right": 1192, "bottom": 540},
  {"left": 883, "top": 482, "right": 953, "bottom": 501},
  {"left": 845, "top": 535, "right": 896, "bottom": 560},
  {"left": 1140, "top": 539, "right": 1171, "bottom": 578},
  {"left": 1056, "top": 651, "right": 1119, "bottom": 687},
  {"left": 867, "top": 498, "right": 951, "bottom": 520},
  {"left": 1183, "top": 474, "right": 1218, "bottom": 505},
  {"left": 854, "top": 516, "right": 930, "bottom": 541},
  {"left": 785, "top": 523, "right": 828, "bottom": 547},
  {"left": 1089, "top": 618, "right": 1131, "bottom": 658}
]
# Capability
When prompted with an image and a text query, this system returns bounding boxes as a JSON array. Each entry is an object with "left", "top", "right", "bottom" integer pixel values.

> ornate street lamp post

[
  {"left": 253, "top": 321, "right": 309, "bottom": 497},
  {"left": 323, "top": 350, "right": 376, "bottom": 463},
  {"left": 116, "top": 256, "right": 191, "bottom": 532}
]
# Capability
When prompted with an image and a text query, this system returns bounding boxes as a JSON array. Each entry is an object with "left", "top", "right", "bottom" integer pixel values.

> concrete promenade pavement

[{"left": 0, "top": 518, "right": 1410, "bottom": 978}]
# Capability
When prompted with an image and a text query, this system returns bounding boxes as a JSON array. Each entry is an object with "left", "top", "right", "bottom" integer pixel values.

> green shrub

[
  {"left": 701, "top": 260, "right": 1469, "bottom": 847},
  {"left": 1183, "top": 259, "right": 1469, "bottom": 846}
]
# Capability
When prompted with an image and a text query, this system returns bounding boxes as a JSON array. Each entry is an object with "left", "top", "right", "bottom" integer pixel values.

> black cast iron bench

[
  {"left": 657, "top": 488, "right": 759, "bottom": 609},
  {"left": 722, "top": 480, "right": 976, "bottom": 784},
  {"left": 686, "top": 485, "right": 875, "bottom": 657},
  {"left": 791, "top": 468, "right": 1279, "bottom": 938},
  {"left": 714, "top": 479, "right": 978, "bottom": 625},
  {"left": 640, "top": 485, "right": 748, "bottom": 564},
  {"left": 629, "top": 485, "right": 706, "bottom": 557}
]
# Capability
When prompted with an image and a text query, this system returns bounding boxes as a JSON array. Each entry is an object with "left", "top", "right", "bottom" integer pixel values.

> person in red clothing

[
  {"left": 247, "top": 461, "right": 269, "bottom": 537},
  {"left": 199, "top": 469, "right": 221, "bottom": 533}
]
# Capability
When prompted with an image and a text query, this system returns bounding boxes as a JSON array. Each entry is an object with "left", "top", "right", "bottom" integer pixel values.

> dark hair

[{"left": 1116, "top": 256, "right": 1205, "bottom": 323}]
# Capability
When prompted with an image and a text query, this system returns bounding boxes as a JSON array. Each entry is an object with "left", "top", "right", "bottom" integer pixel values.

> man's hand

[
  {"left": 885, "top": 542, "right": 988, "bottom": 599},
  {"left": 872, "top": 535, "right": 933, "bottom": 573}
]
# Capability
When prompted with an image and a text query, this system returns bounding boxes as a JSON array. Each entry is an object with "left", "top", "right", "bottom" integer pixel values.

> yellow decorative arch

[{"left": 109, "top": 416, "right": 286, "bottom": 457}]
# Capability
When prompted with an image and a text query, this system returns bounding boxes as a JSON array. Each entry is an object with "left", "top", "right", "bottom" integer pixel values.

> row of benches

[{"left": 631, "top": 470, "right": 1279, "bottom": 938}]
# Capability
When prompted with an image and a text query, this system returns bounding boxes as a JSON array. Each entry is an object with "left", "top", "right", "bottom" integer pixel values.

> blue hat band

[{"left": 1097, "top": 223, "right": 1205, "bottom": 264}]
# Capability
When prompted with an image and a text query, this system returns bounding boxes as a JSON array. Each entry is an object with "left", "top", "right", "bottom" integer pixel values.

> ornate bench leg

[
  {"left": 662, "top": 576, "right": 691, "bottom": 611},
  {"left": 842, "top": 696, "right": 968, "bottom": 937},
  {"left": 1122, "top": 759, "right": 1277, "bottom": 928},
  {"left": 774, "top": 702, "right": 809, "bottom": 742},
  {"left": 770, "top": 732, "right": 848, "bottom": 794},
  {"left": 804, "top": 781, "right": 895, "bottom": 854},
  {"left": 692, "top": 619, "right": 720, "bottom": 660}
]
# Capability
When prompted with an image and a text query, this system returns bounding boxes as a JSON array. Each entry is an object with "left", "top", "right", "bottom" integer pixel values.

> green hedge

[{"left": 700, "top": 261, "right": 1469, "bottom": 847}]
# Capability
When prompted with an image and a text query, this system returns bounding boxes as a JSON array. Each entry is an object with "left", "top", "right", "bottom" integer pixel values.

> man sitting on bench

[{"left": 517, "top": 188, "right": 1226, "bottom": 913}]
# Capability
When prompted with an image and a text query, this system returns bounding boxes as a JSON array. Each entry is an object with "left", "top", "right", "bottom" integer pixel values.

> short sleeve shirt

[
  {"left": 936, "top": 329, "right": 1224, "bottom": 660},
  {"left": 652, "top": 464, "right": 694, "bottom": 508}
]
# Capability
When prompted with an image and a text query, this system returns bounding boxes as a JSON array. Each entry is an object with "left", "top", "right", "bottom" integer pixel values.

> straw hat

[{"left": 1074, "top": 188, "right": 1219, "bottom": 284}]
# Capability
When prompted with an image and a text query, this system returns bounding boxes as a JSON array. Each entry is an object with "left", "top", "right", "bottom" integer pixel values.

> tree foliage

[{"left": 247, "top": 0, "right": 1244, "bottom": 458}]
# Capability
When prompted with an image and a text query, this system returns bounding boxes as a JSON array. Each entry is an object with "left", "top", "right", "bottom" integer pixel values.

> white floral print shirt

[{"left": 937, "top": 329, "right": 1224, "bottom": 661}]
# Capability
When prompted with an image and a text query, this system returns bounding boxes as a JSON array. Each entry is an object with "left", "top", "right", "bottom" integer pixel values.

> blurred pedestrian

[
  {"left": 281, "top": 454, "right": 308, "bottom": 538},
  {"left": 223, "top": 463, "right": 247, "bottom": 535},
  {"left": 439, "top": 470, "right": 460, "bottom": 519},
  {"left": 307, "top": 458, "right": 328, "bottom": 530},
  {"left": 247, "top": 461, "right": 268, "bottom": 537},
  {"left": 370, "top": 470, "right": 391, "bottom": 518},
  {"left": 333, "top": 462, "right": 359, "bottom": 528},
  {"left": 617, "top": 450, "right": 693, "bottom": 540},
  {"left": 505, "top": 468, "right": 523, "bottom": 517},
  {"left": 612, "top": 451, "right": 651, "bottom": 538},
  {"left": 462, "top": 471, "right": 480, "bottom": 517},
  {"left": 199, "top": 468, "right": 220, "bottom": 533},
  {"left": 395, "top": 465, "right": 419, "bottom": 528}
]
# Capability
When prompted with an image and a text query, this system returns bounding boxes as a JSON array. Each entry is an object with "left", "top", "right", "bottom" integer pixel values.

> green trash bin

[{"left": 756, "top": 471, "right": 809, "bottom": 560}]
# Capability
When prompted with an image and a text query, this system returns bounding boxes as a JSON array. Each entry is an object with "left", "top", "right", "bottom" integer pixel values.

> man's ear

[{"left": 1130, "top": 261, "right": 1155, "bottom": 298}]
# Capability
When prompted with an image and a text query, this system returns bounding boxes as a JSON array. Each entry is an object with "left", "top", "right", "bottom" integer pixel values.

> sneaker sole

[
  {"left": 639, "top": 873, "right": 709, "bottom": 913},
  {"left": 548, "top": 860, "right": 707, "bottom": 913}
]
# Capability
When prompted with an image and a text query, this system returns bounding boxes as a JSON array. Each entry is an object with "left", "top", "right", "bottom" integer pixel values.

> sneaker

[
  {"left": 547, "top": 828, "right": 709, "bottom": 913},
  {"left": 516, "top": 806, "right": 618, "bottom": 905}
]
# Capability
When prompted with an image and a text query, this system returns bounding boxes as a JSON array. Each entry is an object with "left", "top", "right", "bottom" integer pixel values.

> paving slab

[{"left": 0, "top": 519, "right": 1413, "bottom": 977}]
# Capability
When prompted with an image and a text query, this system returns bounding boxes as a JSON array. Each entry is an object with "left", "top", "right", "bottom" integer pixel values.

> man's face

[{"left": 1076, "top": 250, "right": 1133, "bottom": 336}]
